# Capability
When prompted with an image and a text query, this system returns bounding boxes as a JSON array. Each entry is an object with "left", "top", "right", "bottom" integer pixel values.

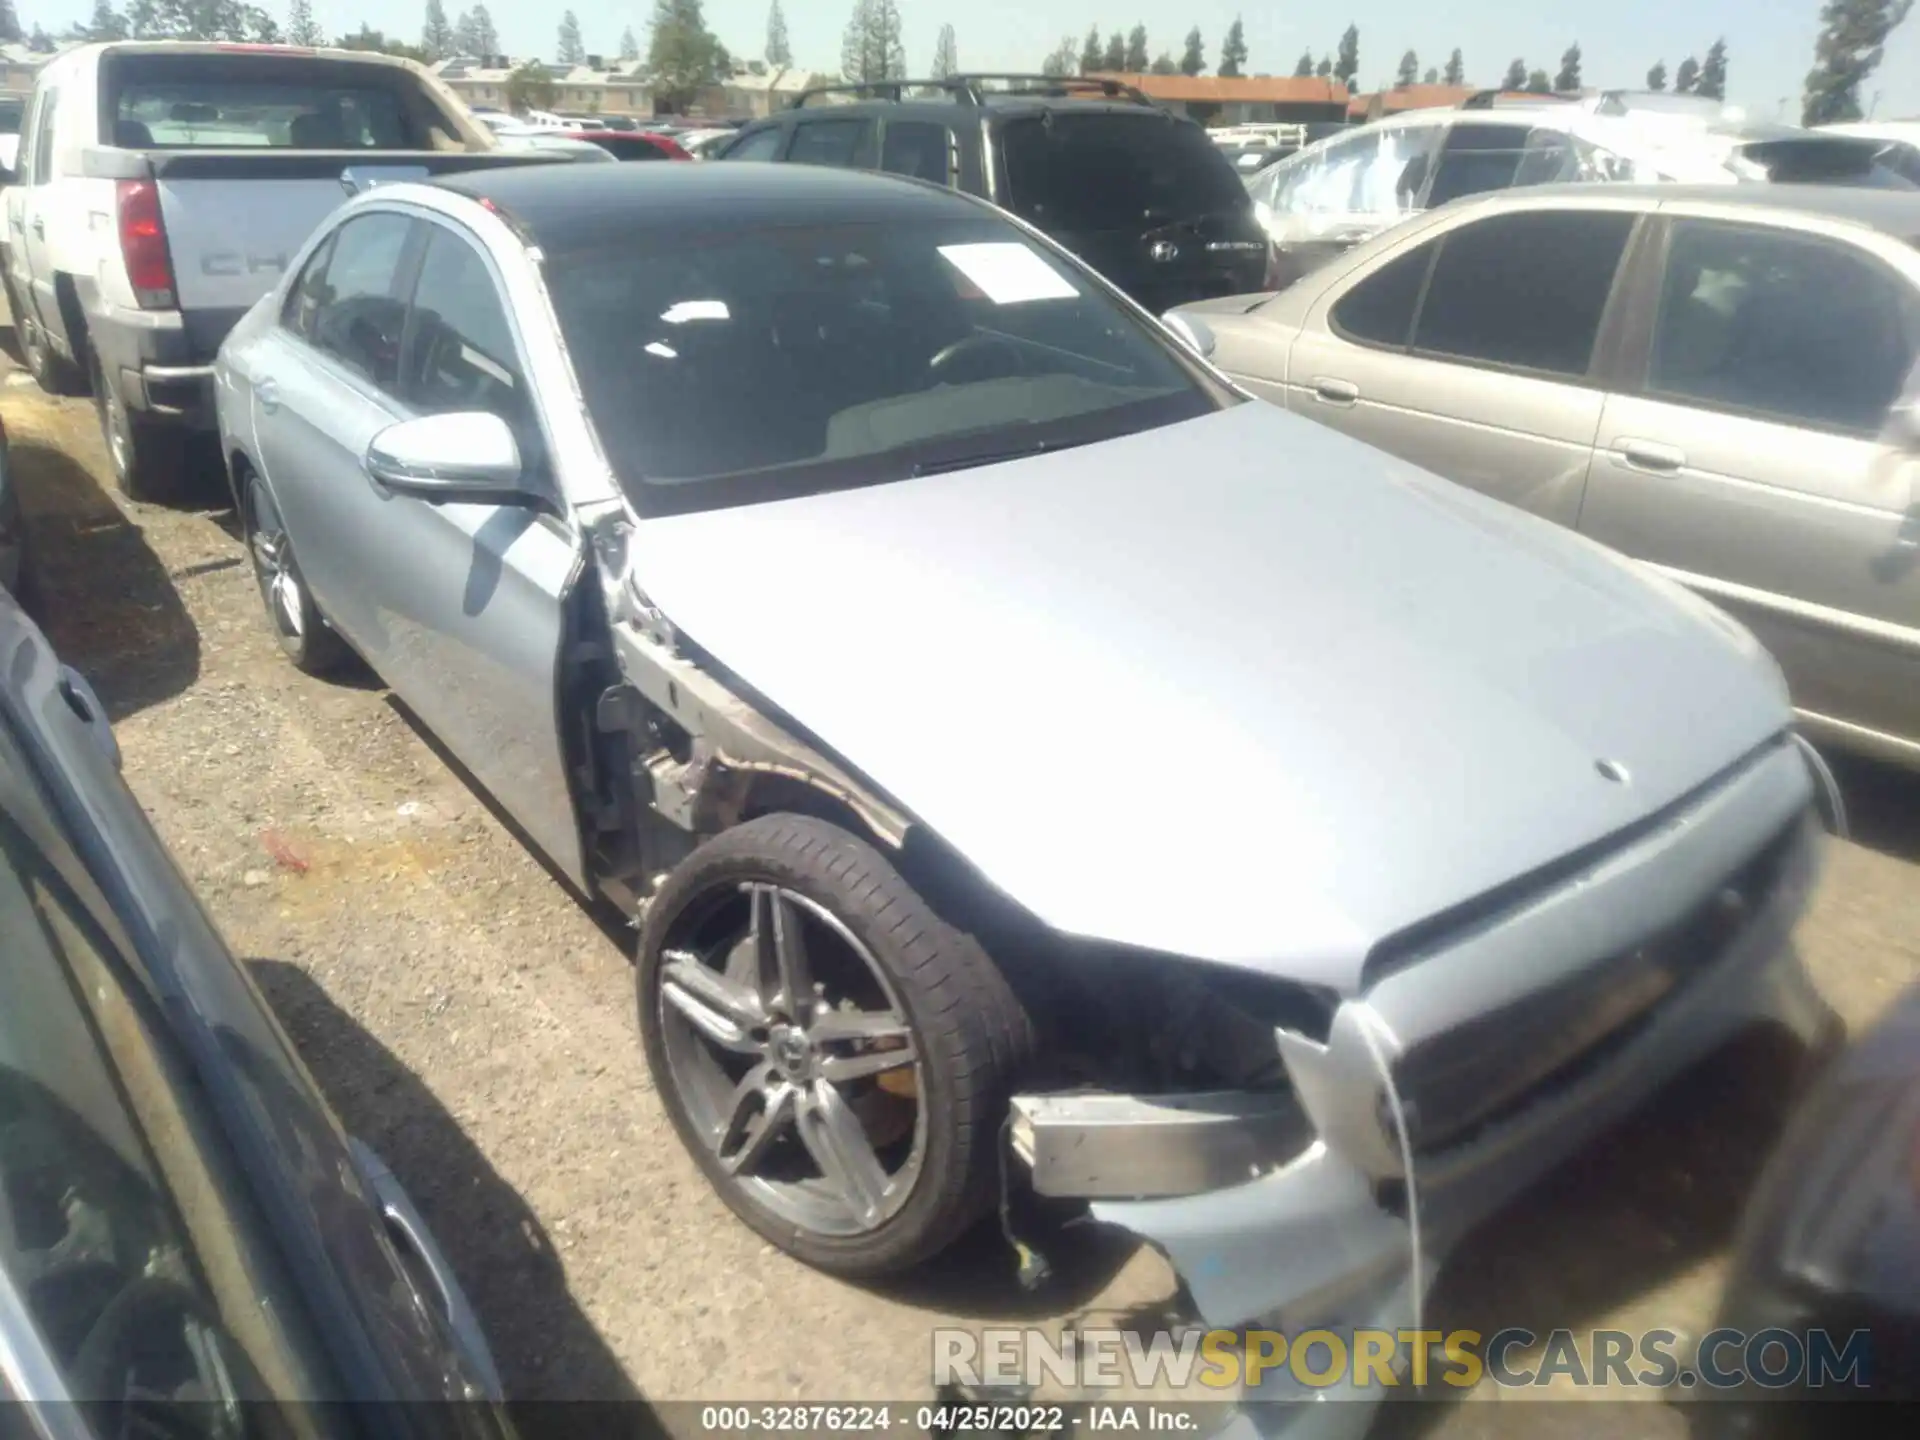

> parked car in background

[
  {"left": 717, "top": 73, "right": 1276, "bottom": 311},
  {"left": 676, "top": 126, "right": 742, "bottom": 159},
  {"left": 564, "top": 129, "right": 692, "bottom": 161},
  {"left": 0, "top": 587, "right": 507, "bottom": 1420},
  {"left": 1248, "top": 101, "right": 1909, "bottom": 288},
  {"left": 1176, "top": 184, "right": 1920, "bottom": 771},
  {"left": 1709, "top": 979, "right": 1920, "bottom": 1429},
  {"left": 488, "top": 131, "right": 618, "bottom": 163},
  {"left": 0, "top": 41, "right": 544, "bottom": 501},
  {"left": 215, "top": 166, "right": 1829, "bottom": 1435},
  {"left": 1821, "top": 119, "right": 1920, "bottom": 186}
]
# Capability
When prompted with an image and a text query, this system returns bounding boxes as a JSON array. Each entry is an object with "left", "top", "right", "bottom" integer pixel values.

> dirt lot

[{"left": 4, "top": 311, "right": 1919, "bottom": 1434}]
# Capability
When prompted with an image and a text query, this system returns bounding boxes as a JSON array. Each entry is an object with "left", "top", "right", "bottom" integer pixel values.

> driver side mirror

[
  {"left": 1161, "top": 311, "right": 1217, "bottom": 360},
  {"left": 364, "top": 412, "right": 546, "bottom": 509}
]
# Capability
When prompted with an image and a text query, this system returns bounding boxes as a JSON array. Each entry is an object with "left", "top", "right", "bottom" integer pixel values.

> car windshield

[
  {"left": 545, "top": 215, "right": 1221, "bottom": 516},
  {"left": 998, "top": 113, "right": 1251, "bottom": 231}
]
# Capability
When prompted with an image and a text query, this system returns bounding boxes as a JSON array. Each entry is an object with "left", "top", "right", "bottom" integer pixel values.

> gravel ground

[{"left": 4, "top": 307, "right": 1918, "bottom": 1436}]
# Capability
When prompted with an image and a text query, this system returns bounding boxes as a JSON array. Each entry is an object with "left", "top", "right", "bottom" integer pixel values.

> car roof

[
  {"left": 761, "top": 96, "right": 1176, "bottom": 122},
  {"left": 431, "top": 161, "right": 979, "bottom": 253},
  {"left": 1441, "top": 180, "right": 1920, "bottom": 237}
]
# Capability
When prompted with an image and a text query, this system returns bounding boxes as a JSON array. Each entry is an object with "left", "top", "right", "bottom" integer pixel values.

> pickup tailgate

[{"left": 148, "top": 151, "right": 551, "bottom": 319}]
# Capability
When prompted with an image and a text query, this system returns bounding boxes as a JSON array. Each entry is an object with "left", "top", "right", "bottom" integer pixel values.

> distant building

[
  {"left": 1086, "top": 72, "right": 1349, "bottom": 125},
  {"left": 433, "top": 54, "right": 655, "bottom": 118},
  {"left": 1346, "top": 84, "right": 1479, "bottom": 122},
  {"left": 1, "top": 40, "right": 77, "bottom": 98},
  {"left": 718, "top": 62, "right": 828, "bottom": 118}
]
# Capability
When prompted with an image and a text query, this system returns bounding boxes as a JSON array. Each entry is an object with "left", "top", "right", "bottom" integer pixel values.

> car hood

[{"left": 627, "top": 403, "right": 1791, "bottom": 993}]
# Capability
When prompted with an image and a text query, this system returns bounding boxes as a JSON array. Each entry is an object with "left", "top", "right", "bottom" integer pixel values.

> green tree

[
  {"left": 653, "top": 0, "right": 730, "bottom": 107},
  {"left": 287, "top": 0, "right": 322, "bottom": 45},
  {"left": 1124, "top": 24, "right": 1148, "bottom": 70},
  {"left": 506, "top": 57, "right": 556, "bottom": 111},
  {"left": 1697, "top": 37, "right": 1728, "bottom": 99},
  {"left": 1525, "top": 68, "right": 1553, "bottom": 93},
  {"left": 466, "top": 3, "right": 497, "bottom": 56},
  {"left": 0, "top": 0, "right": 20, "bottom": 43},
  {"left": 1041, "top": 35, "right": 1076, "bottom": 76},
  {"left": 1501, "top": 56, "right": 1527, "bottom": 89},
  {"left": 1219, "top": 16, "right": 1247, "bottom": 77},
  {"left": 558, "top": 10, "right": 584, "bottom": 64},
  {"left": 1674, "top": 54, "right": 1700, "bottom": 91},
  {"left": 1149, "top": 51, "right": 1178, "bottom": 75},
  {"left": 28, "top": 20, "right": 51, "bottom": 48},
  {"left": 1805, "top": 0, "right": 1912, "bottom": 124},
  {"left": 1179, "top": 24, "right": 1204, "bottom": 75},
  {"left": 620, "top": 25, "right": 638, "bottom": 61},
  {"left": 932, "top": 22, "right": 957, "bottom": 77},
  {"left": 87, "top": 0, "right": 131, "bottom": 39},
  {"left": 1102, "top": 30, "right": 1125, "bottom": 70},
  {"left": 1423, "top": 66, "right": 1438, "bottom": 83},
  {"left": 1555, "top": 42, "right": 1582, "bottom": 90},
  {"left": 1315, "top": 55, "right": 1332, "bottom": 77},
  {"left": 1334, "top": 24, "right": 1359, "bottom": 84},
  {"left": 839, "top": 0, "right": 904, "bottom": 84},
  {"left": 1443, "top": 47, "right": 1464, "bottom": 84},
  {"left": 1293, "top": 48, "right": 1313, "bottom": 77},
  {"left": 1646, "top": 58, "right": 1668, "bottom": 89},
  {"left": 1079, "top": 26, "right": 1100, "bottom": 74},
  {"left": 337, "top": 23, "right": 428, "bottom": 60},
  {"left": 422, "top": 0, "right": 454, "bottom": 59},
  {"left": 765, "top": 0, "right": 790, "bottom": 66},
  {"left": 1395, "top": 48, "right": 1417, "bottom": 88}
]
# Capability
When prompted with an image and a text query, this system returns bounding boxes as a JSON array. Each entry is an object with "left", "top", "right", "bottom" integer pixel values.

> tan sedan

[{"left": 1175, "top": 184, "right": 1920, "bottom": 771}]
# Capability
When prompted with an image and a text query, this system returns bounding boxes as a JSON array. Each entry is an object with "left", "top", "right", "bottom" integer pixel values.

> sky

[{"left": 20, "top": 0, "right": 1920, "bottom": 118}]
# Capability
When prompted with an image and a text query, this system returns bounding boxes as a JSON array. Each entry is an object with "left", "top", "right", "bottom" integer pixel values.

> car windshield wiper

[{"left": 909, "top": 437, "right": 1073, "bottom": 477}]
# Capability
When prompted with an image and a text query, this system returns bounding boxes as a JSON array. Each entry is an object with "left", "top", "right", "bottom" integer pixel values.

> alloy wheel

[
  {"left": 656, "top": 882, "right": 927, "bottom": 1236},
  {"left": 246, "top": 488, "right": 306, "bottom": 639}
]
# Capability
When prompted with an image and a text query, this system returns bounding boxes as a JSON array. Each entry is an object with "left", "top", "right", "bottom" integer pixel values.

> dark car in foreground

[
  {"left": 717, "top": 73, "right": 1277, "bottom": 311},
  {"left": 0, "top": 589, "right": 506, "bottom": 1425},
  {"left": 1707, "top": 983, "right": 1920, "bottom": 1434}
]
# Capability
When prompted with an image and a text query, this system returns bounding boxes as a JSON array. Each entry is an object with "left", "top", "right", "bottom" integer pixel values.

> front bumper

[{"left": 1010, "top": 739, "right": 1827, "bottom": 1431}]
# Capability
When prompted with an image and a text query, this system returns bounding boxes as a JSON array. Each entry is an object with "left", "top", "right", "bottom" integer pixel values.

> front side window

[
  {"left": 1648, "top": 220, "right": 1920, "bottom": 435},
  {"left": 881, "top": 121, "right": 953, "bottom": 185},
  {"left": 1264, "top": 126, "right": 1436, "bottom": 224},
  {"left": 787, "top": 119, "right": 878, "bottom": 169},
  {"left": 281, "top": 232, "right": 336, "bottom": 341},
  {"left": 999, "top": 114, "right": 1247, "bottom": 232},
  {"left": 307, "top": 213, "right": 413, "bottom": 392},
  {"left": 724, "top": 125, "right": 787, "bottom": 161},
  {"left": 545, "top": 215, "right": 1223, "bottom": 515},
  {"left": 1414, "top": 210, "right": 1634, "bottom": 377},
  {"left": 1423, "top": 122, "right": 1536, "bottom": 207},
  {"left": 403, "top": 227, "right": 538, "bottom": 455}
]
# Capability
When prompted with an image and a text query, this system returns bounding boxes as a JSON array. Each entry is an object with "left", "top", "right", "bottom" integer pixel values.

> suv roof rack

[{"left": 790, "top": 73, "right": 1156, "bottom": 110}]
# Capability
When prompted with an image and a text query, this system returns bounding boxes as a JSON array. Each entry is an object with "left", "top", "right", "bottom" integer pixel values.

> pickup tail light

[{"left": 115, "top": 179, "right": 176, "bottom": 310}]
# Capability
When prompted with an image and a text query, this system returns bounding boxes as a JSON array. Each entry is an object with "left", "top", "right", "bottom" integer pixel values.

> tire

[
  {"left": 9, "top": 275, "right": 85, "bottom": 397},
  {"left": 91, "top": 350, "right": 187, "bottom": 504},
  {"left": 241, "top": 471, "right": 348, "bottom": 675},
  {"left": 639, "top": 813, "right": 1033, "bottom": 1277}
]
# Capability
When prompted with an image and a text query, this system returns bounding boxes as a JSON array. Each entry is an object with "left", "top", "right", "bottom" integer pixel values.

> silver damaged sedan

[{"left": 215, "top": 162, "right": 1830, "bottom": 1395}]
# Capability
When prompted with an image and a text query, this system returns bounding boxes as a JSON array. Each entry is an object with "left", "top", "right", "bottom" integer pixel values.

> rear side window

[
  {"left": 788, "top": 119, "right": 878, "bottom": 169},
  {"left": 1414, "top": 210, "right": 1634, "bottom": 377},
  {"left": 29, "top": 86, "right": 56, "bottom": 184},
  {"left": 881, "top": 121, "right": 953, "bottom": 184},
  {"left": 104, "top": 54, "right": 435, "bottom": 150},
  {"left": 1331, "top": 242, "right": 1435, "bottom": 348},
  {"left": 1423, "top": 123, "right": 1534, "bottom": 207},
  {"left": 724, "top": 125, "right": 787, "bottom": 161},
  {"left": 999, "top": 114, "right": 1247, "bottom": 232},
  {"left": 307, "top": 213, "right": 413, "bottom": 392}
]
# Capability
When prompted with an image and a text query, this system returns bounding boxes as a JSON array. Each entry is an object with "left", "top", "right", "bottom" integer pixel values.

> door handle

[
  {"left": 1615, "top": 439, "right": 1686, "bottom": 473},
  {"left": 30, "top": 214, "right": 43, "bottom": 238},
  {"left": 254, "top": 378, "right": 280, "bottom": 414},
  {"left": 1311, "top": 376, "right": 1360, "bottom": 406}
]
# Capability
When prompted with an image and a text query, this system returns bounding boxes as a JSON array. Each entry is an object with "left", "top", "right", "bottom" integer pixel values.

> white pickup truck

[{"left": 0, "top": 42, "right": 550, "bottom": 500}]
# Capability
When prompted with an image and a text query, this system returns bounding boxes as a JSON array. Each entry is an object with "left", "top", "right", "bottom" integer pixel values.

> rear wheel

[
  {"left": 639, "top": 814, "right": 1033, "bottom": 1277},
  {"left": 91, "top": 351, "right": 186, "bottom": 504},
  {"left": 242, "top": 472, "right": 347, "bottom": 675}
]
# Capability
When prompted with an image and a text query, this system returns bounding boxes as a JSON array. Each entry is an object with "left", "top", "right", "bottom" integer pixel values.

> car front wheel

[{"left": 639, "top": 813, "right": 1033, "bottom": 1276}]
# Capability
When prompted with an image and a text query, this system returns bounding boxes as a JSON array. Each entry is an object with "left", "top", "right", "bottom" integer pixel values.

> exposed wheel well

[{"left": 53, "top": 274, "right": 90, "bottom": 374}]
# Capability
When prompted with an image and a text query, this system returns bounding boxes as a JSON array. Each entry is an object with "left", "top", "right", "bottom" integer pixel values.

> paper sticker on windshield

[{"left": 936, "top": 243, "right": 1079, "bottom": 305}]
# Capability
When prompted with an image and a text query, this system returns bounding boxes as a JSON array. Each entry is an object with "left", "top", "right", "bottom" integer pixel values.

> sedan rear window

[
  {"left": 545, "top": 216, "right": 1220, "bottom": 515},
  {"left": 999, "top": 114, "right": 1249, "bottom": 232}
]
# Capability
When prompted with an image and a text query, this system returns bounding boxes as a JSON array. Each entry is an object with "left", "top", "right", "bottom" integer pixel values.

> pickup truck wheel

[
  {"left": 242, "top": 473, "right": 347, "bottom": 675},
  {"left": 91, "top": 353, "right": 186, "bottom": 504},
  {"left": 638, "top": 814, "right": 1033, "bottom": 1277}
]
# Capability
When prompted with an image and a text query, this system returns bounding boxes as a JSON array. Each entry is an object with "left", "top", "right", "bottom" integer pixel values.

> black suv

[{"left": 716, "top": 74, "right": 1276, "bottom": 313}]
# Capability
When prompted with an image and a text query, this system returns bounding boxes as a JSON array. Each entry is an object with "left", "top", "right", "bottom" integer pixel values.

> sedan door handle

[
  {"left": 1616, "top": 439, "right": 1686, "bottom": 473},
  {"left": 255, "top": 379, "right": 281, "bottom": 414},
  {"left": 1312, "top": 376, "right": 1360, "bottom": 406}
]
